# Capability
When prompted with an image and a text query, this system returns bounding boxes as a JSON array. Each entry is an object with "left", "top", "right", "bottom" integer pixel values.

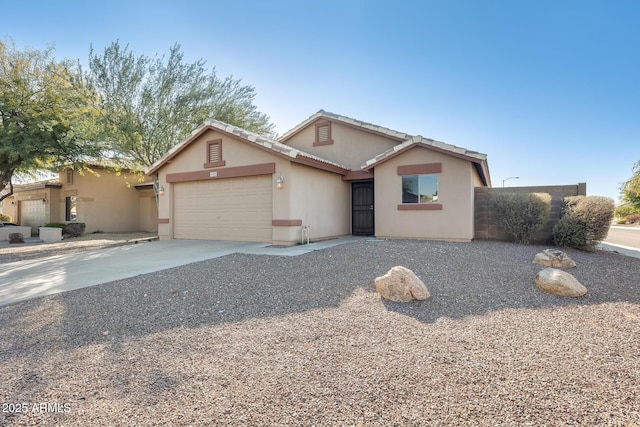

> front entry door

[{"left": 352, "top": 181, "right": 374, "bottom": 235}]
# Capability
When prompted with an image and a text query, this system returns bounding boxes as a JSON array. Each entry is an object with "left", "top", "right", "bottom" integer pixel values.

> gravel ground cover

[
  {"left": 0, "top": 232, "right": 158, "bottom": 264},
  {"left": 0, "top": 239, "right": 639, "bottom": 426}
]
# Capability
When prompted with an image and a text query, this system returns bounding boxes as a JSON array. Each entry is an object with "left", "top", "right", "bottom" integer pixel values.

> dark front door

[{"left": 352, "top": 180, "right": 374, "bottom": 235}]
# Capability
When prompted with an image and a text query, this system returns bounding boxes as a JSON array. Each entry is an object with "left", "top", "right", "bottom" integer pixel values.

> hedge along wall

[{"left": 474, "top": 183, "right": 587, "bottom": 244}]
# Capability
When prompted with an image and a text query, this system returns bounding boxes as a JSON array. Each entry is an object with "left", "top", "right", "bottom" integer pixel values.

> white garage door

[
  {"left": 20, "top": 200, "right": 46, "bottom": 230},
  {"left": 173, "top": 176, "right": 272, "bottom": 242}
]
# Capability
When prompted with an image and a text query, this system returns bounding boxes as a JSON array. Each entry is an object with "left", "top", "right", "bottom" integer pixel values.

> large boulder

[
  {"left": 375, "top": 266, "right": 430, "bottom": 302},
  {"left": 535, "top": 268, "right": 587, "bottom": 297},
  {"left": 533, "top": 249, "right": 576, "bottom": 268}
]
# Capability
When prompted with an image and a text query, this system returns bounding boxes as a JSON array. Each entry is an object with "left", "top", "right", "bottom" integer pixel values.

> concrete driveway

[{"left": 0, "top": 237, "right": 364, "bottom": 307}]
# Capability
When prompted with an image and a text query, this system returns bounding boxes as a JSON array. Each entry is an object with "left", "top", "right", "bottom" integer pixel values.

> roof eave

[{"left": 361, "top": 141, "right": 490, "bottom": 186}]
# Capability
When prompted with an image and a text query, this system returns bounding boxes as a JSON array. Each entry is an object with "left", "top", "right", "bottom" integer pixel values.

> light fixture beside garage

[
  {"left": 275, "top": 176, "right": 285, "bottom": 189},
  {"left": 158, "top": 186, "right": 165, "bottom": 196}
]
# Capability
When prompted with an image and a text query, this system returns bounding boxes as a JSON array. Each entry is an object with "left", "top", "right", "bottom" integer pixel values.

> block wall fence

[{"left": 474, "top": 183, "right": 587, "bottom": 244}]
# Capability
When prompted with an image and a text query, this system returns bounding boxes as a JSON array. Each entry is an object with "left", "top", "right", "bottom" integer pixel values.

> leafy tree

[
  {"left": 0, "top": 39, "right": 101, "bottom": 202},
  {"left": 87, "top": 41, "right": 275, "bottom": 167},
  {"left": 620, "top": 160, "right": 640, "bottom": 207}
]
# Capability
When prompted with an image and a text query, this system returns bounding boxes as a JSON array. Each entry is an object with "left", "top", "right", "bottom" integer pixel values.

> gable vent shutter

[
  {"left": 318, "top": 124, "right": 330, "bottom": 142},
  {"left": 209, "top": 143, "right": 220, "bottom": 163}
]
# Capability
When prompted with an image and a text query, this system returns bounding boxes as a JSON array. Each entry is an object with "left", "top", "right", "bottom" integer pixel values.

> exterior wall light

[
  {"left": 276, "top": 176, "right": 285, "bottom": 189},
  {"left": 158, "top": 186, "right": 165, "bottom": 196}
]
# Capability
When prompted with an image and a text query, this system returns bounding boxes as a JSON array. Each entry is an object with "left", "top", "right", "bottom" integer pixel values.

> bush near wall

[
  {"left": 44, "top": 223, "right": 66, "bottom": 229},
  {"left": 614, "top": 204, "right": 640, "bottom": 220},
  {"left": 0, "top": 213, "right": 12, "bottom": 222},
  {"left": 623, "top": 213, "right": 640, "bottom": 224},
  {"left": 491, "top": 192, "right": 552, "bottom": 244},
  {"left": 553, "top": 196, "right": 614, "bottom": 252}
]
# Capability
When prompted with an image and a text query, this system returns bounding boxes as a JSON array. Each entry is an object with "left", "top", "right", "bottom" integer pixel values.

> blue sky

[{"left": 2, "top": 0, "right": 638, "bottom": 201}]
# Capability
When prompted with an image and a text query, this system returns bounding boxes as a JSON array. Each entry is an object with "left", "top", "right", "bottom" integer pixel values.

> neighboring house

[
  {"left": 147, "top": 110, "right": 491, "bottom": 244},
  {"left": 0, "top": 165, "right": 158, "bottom": 234}
]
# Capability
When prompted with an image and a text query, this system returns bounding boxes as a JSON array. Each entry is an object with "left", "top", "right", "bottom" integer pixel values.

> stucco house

[
  {"left": 147, "top": 110, "right": 491, "bottom": 244},
  {"left": 1, "top": 164, "right": 158, "bottom": 234}
]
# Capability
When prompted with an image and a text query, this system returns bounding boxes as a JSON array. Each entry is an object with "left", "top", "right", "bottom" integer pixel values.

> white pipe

[{"left": 301, "top": 225, "right": 310, "bottom": 245}]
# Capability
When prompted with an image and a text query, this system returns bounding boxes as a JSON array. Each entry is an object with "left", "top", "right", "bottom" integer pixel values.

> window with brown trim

[
  {"left": 204, "top": 139, "right": 226, "bottom": 168},
  {"left": 313, "top": 121, "right": 333, "bottom": 146},
  {"left": 66, "top": 169, "right": 73, "bottom": 184},
  {"left": 402, "top": 175, "right": 439, "bottom": 204}
]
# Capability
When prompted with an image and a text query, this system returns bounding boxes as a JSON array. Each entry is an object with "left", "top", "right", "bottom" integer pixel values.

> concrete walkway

[
  {"left": 0, "top": 236, "right": 366, "bottom": 307},
  {"left": 597, "top": 242, "right": 640, "bottom": 259}
]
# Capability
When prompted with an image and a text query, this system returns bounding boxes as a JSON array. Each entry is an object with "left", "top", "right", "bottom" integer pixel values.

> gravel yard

[
  {"left": 0, "top": 232, "right": 158, "bottom": 264},
  {"left": 0, "top": 239, "right": 639, "bottom": 426}
]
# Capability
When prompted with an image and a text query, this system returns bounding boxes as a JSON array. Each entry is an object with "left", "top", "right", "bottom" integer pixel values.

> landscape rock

[
  {"left": 64, "top": 222, "right": 86, "bottom": 237},
  {"left": 375, "top": 266, "right": 430, "bottom": 302},
  {"left": 533, "top": 249, "right": 576, "bottom": 268},
  {"left": 8, "top": 232, "right": 24, "bottom": 244},
  {"left": 535, "top": 268, "right": 587, "bottom": 297}
]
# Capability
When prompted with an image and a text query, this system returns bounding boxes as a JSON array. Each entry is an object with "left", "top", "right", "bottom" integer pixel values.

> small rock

[
  {"left": 535, "top": 268, "right": 587, "bottom": 297},
  {"left": 8, "top": 233, "right": 24, "bottom": 244},
  {"left": 375, "top": 266, "right": 430, "bottom": 302},
  {"left": 533, "top": 249, "right": 576, "bottom": 268}
]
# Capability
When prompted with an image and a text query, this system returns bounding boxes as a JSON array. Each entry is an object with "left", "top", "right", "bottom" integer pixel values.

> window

[
  {"left": 313, "top": 121, "right": 333, "bottom": 146},
  {"left": 66, "top": 169, "right": 73, "bottom": 184},
  {"left": 402, "top": 175, "right": 438, "bottom": 203},
  {"left": 204, "top": 139, "right": 226, "bottom": 168},
  {"left": 65, "top": 196, "right": 77, "bottom": 222}
]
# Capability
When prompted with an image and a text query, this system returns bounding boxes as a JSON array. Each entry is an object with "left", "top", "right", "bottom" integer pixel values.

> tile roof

[
  {"left": 279, "top": 110, "right": 490, "bottom": 185},
  {"left": 147, "top": 112, "right": 490, "bottom": 186},
  {"left": 362, "top": 135, "right": 488, "bottom": 169},
  {"left": 13, "top": 179, "right": 62, "bottom": 191},
  {"left": 147, "top": 119, "right": 349, "bottom": 176},
  {"left": 278, "top": 110, "right": 411, "bottom": 142},
  {"left": 361, "top": 135, "right": 491, "bottom": 187}
]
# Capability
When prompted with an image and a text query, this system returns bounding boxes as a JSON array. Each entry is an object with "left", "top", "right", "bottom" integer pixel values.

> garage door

[
  {"left": 20, "top": 200, "right": 46, "bottom": 231},
  {"left": 173, "top": 176, "right": 272, "bottom": 242}
]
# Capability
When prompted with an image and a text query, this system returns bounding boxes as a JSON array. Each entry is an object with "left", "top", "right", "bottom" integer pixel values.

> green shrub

[
  {"left": 492, "top": 192, "right": 552, "bottom": 244},
  {"left": 0, "top": 213, "right": 12, "bottom": 222},
  {"left": 44, "top": 223, "right": 66, "bottom": 229},
  {"left": 614, "top": 204, "right": 640, "bottom": 219},
  {"left": 553, "top": 196, "right": 614, "bottom": 251}
]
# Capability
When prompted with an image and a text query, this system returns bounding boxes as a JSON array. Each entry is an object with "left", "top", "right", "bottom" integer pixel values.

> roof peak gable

[
  {"left": 278, "top": 110, "right": 411, "bottom": 143},
  {"left": 146, "top": 118, "right": 349, "bottom": 176}
]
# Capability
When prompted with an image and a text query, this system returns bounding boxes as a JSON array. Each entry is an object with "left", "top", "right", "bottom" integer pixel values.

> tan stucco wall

[
  {"left": 276, "top": 163, "right": 350, "bottom": 244},
  {"left": 57, "top": 169, "right": 150, "bottom": 233},
  {"left": 154, "top": 129, "right": 293, "bottom": 241},
  {"left": 374, "top": 147, "right": 477, "bottom": 241},
  {"left": 138, "top": 189, "right": 159, "bottom": 233},
  {"left": 282, "top": 121, "right": 399, "bottom": 170},
  {"left": 153, "top": 129, "right": 351, "bottom": 244},
  {"left": 0, "top": 195, "right": 17, "bottom": 221}
]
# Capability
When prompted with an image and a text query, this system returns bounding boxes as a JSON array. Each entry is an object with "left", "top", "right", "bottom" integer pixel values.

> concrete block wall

[{"left": 474, "top": 183, "right": 586, "bottom": 244}]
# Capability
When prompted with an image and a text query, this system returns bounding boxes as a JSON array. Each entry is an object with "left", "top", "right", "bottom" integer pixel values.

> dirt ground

[{"left": 0, "top": 232, "right": 158, "bottom": 264}]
